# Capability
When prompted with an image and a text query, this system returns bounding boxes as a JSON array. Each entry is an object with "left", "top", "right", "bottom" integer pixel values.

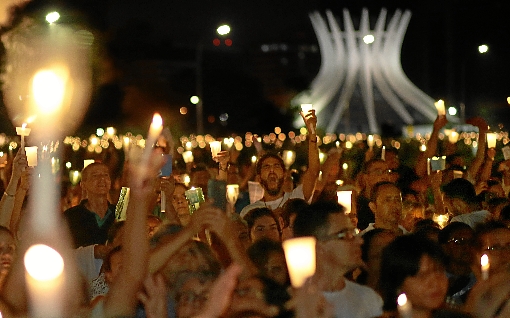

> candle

[
  {"left": 16, "top": 123, "right": 31, "bottom": 150},
  {"left": 142, "top": 113, "right": 163, "bottom": 163},
  {"left": 300, "top": 104, "right": 313, "bottom": 114},
  {"left": 83, "top": 159, "right": 94, "bottom": 169},
  {"left": 123, "top": 136, "right": 131, "bottom": 160},
  {"left": 432, "top": 213, "right": 450, "bottom": 229},
  {"left": 427, "top": 158, "right": 431, "bottom": 176},
  {"left": 487, "top": 132, "right": 497, "bottom": 149},
  {"left": 282, "top": 150, "right": 296, "bottom": 169},
  {"left": 160, "top": 191, "right": 166, "bottom": 213},
  {"left": 282, "top": 237, "right": 316, "bottom": 288},
  {"left": 251, "top": 155, "right": 257, "bottom": 165},
  {"left": 69, "top": 170, "right": 81, "bottom": 186},
  {"left": 367, "top": 135, "right": 374, "bottom": 149},
  {"left": 336, "top": 141, "right": 340, "bottom": 149},
  {"left": 25, "top": 146, "right": 38, "bottom": 167},
  {"left": 226, "top": 184, "right": 240, "bottom": 205},
  {"left": 319, "top": 152, "right": 327, "bottom": 164},
  {"left": 449, "top": 131, "right": 459, "bottom": 144},
  {"left": 209, "top": 141, "right": 222, "bottom": 158},
  {"left": 24, "top": 244, "right": 65, "bottom": 318},
  {"left": 223, "top": 137, "right": 234, "bottom": 151},
  {"left": 434, "top": 99, "right": 446, "bottom": 116},
  {"left": 182, "top": 151, "right": 194, "bottom": 164},
  {"left": 337, "top": 190, "right": 353, "bottom": 214},
  {"left": 381, "top": 146, "right": 386, "bottom": 160},
  {"left": 481, "top": 254, "right": 490, "bottom": 281},
  {"left": 397, "top": 293, "right": 412, "bottom": 318}
]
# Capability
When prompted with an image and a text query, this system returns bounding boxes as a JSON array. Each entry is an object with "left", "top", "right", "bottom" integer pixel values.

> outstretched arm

[
  {"left": 0, "top": 150, "right": 27, "bottom": 228},
  {"left": 415, "top": 115, "right": 447, "bottom": 177},
  {"left": 300, "top": 110, "right": 320, "bottom": 201}
]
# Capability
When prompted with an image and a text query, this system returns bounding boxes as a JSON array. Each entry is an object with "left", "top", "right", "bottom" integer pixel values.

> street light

[
  {"left": 478, "top": 44, "right": 489, "bottom": 54},
  {"left": 45, "top": 11, "right": 60, "bottom": 24},
  {"left": 217, "top": 24, "right": 231, "bottom": 36}
]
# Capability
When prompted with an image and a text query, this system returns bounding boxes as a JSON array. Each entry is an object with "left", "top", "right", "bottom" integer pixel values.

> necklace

[{"left": 264, "top": 195, "right": 285, "bottom": 211}]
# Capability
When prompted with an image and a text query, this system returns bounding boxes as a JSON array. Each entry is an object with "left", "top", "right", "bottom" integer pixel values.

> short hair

[
  {"left": 379, "top": 234, "right": 447, "bottom": 311},
  {"left": 256, "top": 153, "right": 285, "bottom": 176},
  {"left": 247, "top": 238, "right": 288, "bottom": 284},
  {"left": 81, "top": 162, "right": 108, "bottom": 182},
  {"left": 243, "top": 207, "right": 280, "bottom": 234},
  {"left": 437, "top": 222, "right": 473, "bottom": 245},
  {"left": 361, "top": 158, "right": 386, "bottom": 174},
  {"left": 370, "top": 181, "right": 399, "bottom": 203},
  {"left": 293, "top": 201, "right": 345, "bottom": 239},
  {"left": 280, "top": 198, "right": 308, "bottom": 228},
  {"left": 441, "top": 178, "right": 478, "bottom": 204},
  {"left": 473, "top": 220, "right": 510, "bottom": 250}
]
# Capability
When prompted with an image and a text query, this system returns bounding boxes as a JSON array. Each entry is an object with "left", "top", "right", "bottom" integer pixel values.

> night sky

[{"left": 2, "top": 0, "right": 510, "bottom": 136}]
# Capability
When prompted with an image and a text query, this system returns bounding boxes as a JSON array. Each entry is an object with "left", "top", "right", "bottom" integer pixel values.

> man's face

[
  {"left": 363, "top": 162, "right": 391, "bottom": 191},
  {"left": 370, "top": 184, "right": 402, "bottom": 227},
  {"left": 258, "top": 157, "right": 285, "bottom": 196},
  {"left": 478, "top": 228, "right": 510, "bottom": 275},
  {"left": 82, "top": 165, "right": 111, "bottom": 196},
  {"left": 442, "top": 228, "right": 473, "bottom": 265},
  {"left": 318, "top": 213, "right": 364, "bottom": 273}
]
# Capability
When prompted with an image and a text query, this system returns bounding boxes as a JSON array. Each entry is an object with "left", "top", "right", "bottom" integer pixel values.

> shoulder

[
  {"left": 64, "top": 202, "right": 89, "bottom": 218},
  {"left": 288, "top": 184, "right": 304, "bottom": 198}
]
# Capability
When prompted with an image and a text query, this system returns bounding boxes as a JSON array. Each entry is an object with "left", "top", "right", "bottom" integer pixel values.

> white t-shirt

[
  {"left": 323, "top": 280, "right": 383, "bottom": 318},
  {"left": 450, "top": 210, "right": 490, "bottom": 229},
  {"left": 240, "top": 184, "right": 304, "bottom": 218}
]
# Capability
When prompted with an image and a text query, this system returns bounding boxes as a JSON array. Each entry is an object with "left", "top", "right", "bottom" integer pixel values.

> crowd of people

[{"left": 1, "top": 110, "right": 510, "bottom": 318}]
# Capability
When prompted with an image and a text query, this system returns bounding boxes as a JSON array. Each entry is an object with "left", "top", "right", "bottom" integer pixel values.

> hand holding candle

[
  {"left": 209, "top": 141, "right": 222, "bottom": 159},
  {"left": 367, "top": 135, "right": 374, "bottom": 149},
  {"left": 300, "top": 104, "right": 316, "bottom": 134},
  {"left": 434, "top": 100, "right": 446, "bottom": 116},
  {"left": 16, "top": 123, "right": 31, "bottom": 150},
  {"left": 487, "top": 132, "right": 497, "bottom": 149},
  {"left": 141, "top": 113, "right": 163, "bottom": 163}
]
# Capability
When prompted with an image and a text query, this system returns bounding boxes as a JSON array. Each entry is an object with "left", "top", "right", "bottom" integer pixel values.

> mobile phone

[{"left": 160, "top": 154, "right": 173, "bottom": 177}]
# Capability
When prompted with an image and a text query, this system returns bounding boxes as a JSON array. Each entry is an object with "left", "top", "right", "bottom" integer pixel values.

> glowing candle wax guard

[
  {"left": 283, "top": 237, "right": 316, "bottom": 288},
  {"left": 481, "top": 254, "right": 490, "bottom": 281}
]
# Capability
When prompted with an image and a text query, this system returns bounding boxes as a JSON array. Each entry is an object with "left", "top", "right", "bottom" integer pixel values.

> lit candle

[
  {"left": 381, "top": 146, "right": 386, "bottom": 160},
  {"left": 487, "top": 132, "right": 497, "bottom": 149},
  {"left": 83, "top": 159, "right": 94, "bottom": 169},
  {"left": 319, "top": 152, "right": 327, "bottom": 164},
  {"left": 223, "top": 137, "right": 234, "bottom": 150},
  {"left": 251, "top": 155, "right": 257, "bottom": 165},
  {"left": 282, "top": 150, "right": 296, "bottom": 169},
  {"left": 432, "top": 213, "right": 450, "bottom": 229},
  {"left": 300, "top": 104, "right": 313, "bottom": 114},
  {"left": 481, "top": 254, "right": 490, "bottom": 281},
  {"left": 142, "top": 113, "right": 163, "bottom": 163},
  {"left": 123, "top": 136, "right": 131, "bottom": 160},
  {"left": 367, "top": 135, "right": 374, "bottom": 149},
  {"left": 336, "top": 141, "right": 340, "bottom": 149},
  {"left": 209, "top": 141, "right": 222, "bottom": 158},
  {"left": 182, "top": 151, "right": 194, "bottom": 164},
  {"left": 337, "top": 190, "right": 353, "bottom": 214},
  {"left": 427, "top": 158, "right": 431, "bottom": 176},
  {"left": 24, "top": 244, "right": 65, "bottom": 318},
  {"left": 434, "top": 99, "right": 446, "bottom": 116},
  {"left": 282, "top": 236, "right": 316, "bottom": 288},
  {"left": 449, "top": 131, "right": 459, "bottom": 144},
  {"left": 25, "top": 146, "right": 38, "bottom": 167},
  {"left": 226, "top": 184, "right": 240, "bottom": 205},
  {"left": 69, "top": 170, "right": 81, "bottom": 186},
  {"left": 397, "top": 293, "right": 412, "bottom": 318},
  {"left": 16, "top": 123, "right": 31, "bottom": 150}
]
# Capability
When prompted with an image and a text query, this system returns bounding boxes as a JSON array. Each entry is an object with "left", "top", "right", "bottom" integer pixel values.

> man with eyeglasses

[
  {"left": 438, "top": 222, "right": 476, "bottom": 306},
  {"left": 293, "top": 201, "right": 383, "bottom": 318},
  {"left": 240, "top": 110, "right": 319, "bottom": 219},
  {"left": 473, "top": 221, "right": 510, "bottom": 279}
]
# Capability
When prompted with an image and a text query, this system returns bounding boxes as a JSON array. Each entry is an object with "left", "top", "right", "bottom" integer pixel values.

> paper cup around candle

[
  {"left": 209, "top": 141, "right": 222, "bottom": 158},
  {"left": 69, "top": 170, "right": 81, "bottom": 185},
  {"left": 434, "top": 100, "right": 446, "bottom": 116},
  {"left": 300, "top": 104, "right": 313, "bottom": 114},
  {"left": 449, "top": 131, "right": 459, "bottom": 144},
  {"left": 430, "top": 156, "right": 446, "bottom": 171},
  {"left": 282, "top": 150, "right": 296, "bottom": 169},
  {"left": 83, "top": 159, "right": 94, "bottom": 168},
  {"left": 24, "top": 244, "right": 65, "bottom": 318},
  {"left": 367, "top": 135, "right": 374, "bottom": 148},
  {"left": 226, "top": 184, "right": 240, "bottom": 205},
  {"left": 337, "top": 190, "right": 353, "bottom": 214},
  {"left": 182, "top": 151, "right": 194, "bottom": 163},
  {"left": 487, "top": 132, "right": 497, "bottom": 149},
  {"left": 25, "top": 146, "right": 38, "bottom": 166},
  {"left": 283, "top": 236, "right": 316, "bottom": 288},
  {"left": 248, "top": 181, "right": 264, "bottom": 203}
]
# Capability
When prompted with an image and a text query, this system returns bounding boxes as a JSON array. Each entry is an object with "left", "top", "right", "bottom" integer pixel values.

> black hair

[
  {"left": 370, "top": 181, "right": 399, "bottom": 203},
  {"left": 247, "top": 238, "right": 290, "bottom": 286},
  {"left": 379, "top": 234, "right": 447, "bottom": 311},
  {"left": 441, "top": 178, "right": 478, "bottom": 204},
  {"left": 361, "top": 158, "right": 387, "bottom": 174},
  {"left": 280, "top": 198, "right": 308, "bottom": 228},
  {"left": 243, "top": 207, "right": 281, "bottom": 236},
  {"left": 473, "top": 220, "right": 510, "bottom": 250},
  {"left": 293, "top": 201, "right": 345, "bottom": 239},
  {"left": 437, "top": 222, "right": 473, "bottom": 245}
]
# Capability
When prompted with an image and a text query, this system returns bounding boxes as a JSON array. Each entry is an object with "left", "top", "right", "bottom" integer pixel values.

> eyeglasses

[
  {"left": 484, "top": 244, "right": 510, "bottom": 252},
  {"left": 447, "top": 237, "right": 472, "bottom": 245},
  {"left": 324, "top": 228, "right": 360, "bottom": 241}
]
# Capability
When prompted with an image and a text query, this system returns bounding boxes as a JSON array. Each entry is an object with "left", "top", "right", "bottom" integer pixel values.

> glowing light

[
  {"left": 448, "top": 107, "right": 457, "bottom": 116},
  {"left": 45, "top": 11, "right": 60, "bottom": 24},
  {"left": 190, "top": 96, "right": 200, "bottom": 104},
  {"left": 106, "top": 127, "right": 115, "bottom": 136},
  {"left": 65, "top": 162, "right": 71, "bottom": 169},
  {"left": 96, "top": 128, "right": 104, "bottom": 137},
  {"left": 478, "top": 44, "right": 489, "bottom": 54},
  {"left": 217, "top": 24, "right": 231, "bottom": 36},
  {"left": 180, "top": 107, "right": 188, "bottom": 115},
  {"left": 24, "top": 244, "right": 64, "bottom": 281},
  {"left": 420, "top": 144, "right": 427, "bottom": 152},
  {"left": 363, "top": 34, "right": 375, "bottom": 44},
  {"left": 32, "top": 68, "right": 69, "bottom": 114}
]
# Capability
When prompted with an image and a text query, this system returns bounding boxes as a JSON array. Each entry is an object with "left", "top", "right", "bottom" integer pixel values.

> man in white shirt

[
  {"left": 240, "top": 110, "right": 319, "bottom": 218},
  {"left": 293, "top": 201, "right": 383, "bottom": 318}
]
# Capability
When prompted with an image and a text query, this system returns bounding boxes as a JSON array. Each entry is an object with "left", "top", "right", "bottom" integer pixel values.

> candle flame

[
  {"left": 22, "top": 123, "right": 27, "bottom": 128},
  {"left": 152, "top": 113, "right": 163, "bottom": 128},
  {"left": 481, "top": 254, "right": 489, "bottom": 266},
  {"left": 397, "top": 293, "right": 408, "bottom": 306},
  {"left": 24, "top": 244, "right": 64, "bottom": 281}
]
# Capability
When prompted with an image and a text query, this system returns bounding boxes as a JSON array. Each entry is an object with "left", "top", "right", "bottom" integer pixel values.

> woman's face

[
  {"left": 172, "top": 185, "right": 190, "bottom": 226},
  {"left": 401, "top": 255, "right": 448, "bottom": 312},
  {"left": 250, "top": 216, "right": 280, "bottom": 243},
  {"left": 0, "top": 231, "right": 15, "bottom": 275}
]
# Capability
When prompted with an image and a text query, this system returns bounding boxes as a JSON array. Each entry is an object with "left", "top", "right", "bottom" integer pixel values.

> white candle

[
  {"left": 397, "top": 293, "right": 412, "bottom": 318},
  {"left": 251, "top": 155, "right": 257, "bottom": 165},
  {"left": 487, "top": 132, "right": 497, "bottom": 149},
  {"left": 427, "top": 158, "right": 431, "bottom": 176},
  {"left": 25, "top": 146, "right": 38, "bottom": 167},
  {"left": 367, "top": 135, "right": 374, "bottom": 149},
  {"left": 223, "top": 137, "right": 234, "bottom": 150},
  {"left": 83, "top": 159, "right": 94, "bottom": 169},
  {"left": 24, "top": 244, "right": 65, "bottom": 318},
  {"left": 337, "top": 190, "right": 353, "bottom": 214},
  {"left": 282, "top": 237, "right": 316, "bottom": 288},
  {"left": 481, "top": 254, "right": 490, "bottom": 281},
  {"left": 182, "top": 151, "right": 194, "bottom": 164},
  {"left": 226, "top": 184, "right": 240, "bottom": 205},
  {"left": 449, "top": 131, "right": 459, "bottom": 144},
  {"left": 69, "top": 170, "right": 81, "bottom": 186},
  {"left": 381, "top": 146, "right": 386, "bottom": 160},
  {"left": 209, "top": 141, "right": 222, "bottom": 158},
  {"left": 282, "top": 150, "right": 296, "bottom": 169},
  {"left": 142, "top": 113, "right": 163, "bottom": 163},
  {"left": 300, "top": 104, "right": 313, "bottom": 114},
  {"left": 160, "top": 191, "right": 166, "bottom": 213},
  {"left": 434, "top": 100, "right": 446, "bottom": 116},
  {"left": 16, "top": 123, "right": 31, "bottom": 150}
]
